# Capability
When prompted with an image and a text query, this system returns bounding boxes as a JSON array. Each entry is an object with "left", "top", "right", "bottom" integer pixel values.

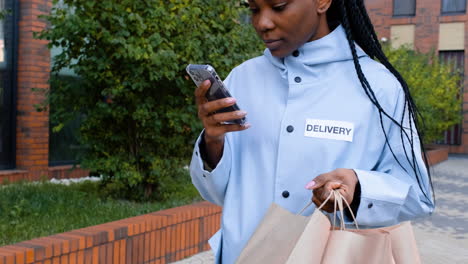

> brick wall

[
  {"left": 0, "top": 0, "right": 91, "bottom": 182},
  {"left": 426, "top": 145, "right": 449, "bottom": 166},
  {"left": 365, "top": 0, "right": 468, "bottom": 154},
  {"left": 0, "top": 201, "right": 222, "bottom": 264},
  {"left": 15, "top": 0, "right": 51, "bottom": 180}
]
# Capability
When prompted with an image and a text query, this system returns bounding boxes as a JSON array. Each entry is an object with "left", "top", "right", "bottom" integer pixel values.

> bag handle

[
  {"left": 298, "top": 190, "right": 359, "bottom": 230},
  {"left": 297, "top": 191, "right": 334, "bottom": 215}
]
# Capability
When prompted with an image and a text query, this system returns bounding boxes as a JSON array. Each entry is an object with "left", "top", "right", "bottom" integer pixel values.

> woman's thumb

[{"left": 305, "top": 174, "right": 326, "bottom": 190}]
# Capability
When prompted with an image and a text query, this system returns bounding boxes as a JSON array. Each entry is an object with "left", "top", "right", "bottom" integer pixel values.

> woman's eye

[
  {"left": 249, "top": 8, "right": 259, "bottom": 14},
  {"left": 272, "top": 4, "right": 287, "bottom": 12}
]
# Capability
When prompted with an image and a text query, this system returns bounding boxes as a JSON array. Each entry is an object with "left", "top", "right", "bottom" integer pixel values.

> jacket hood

[{"left": 264, "top": 25, "right": 368, "bottom": 80}]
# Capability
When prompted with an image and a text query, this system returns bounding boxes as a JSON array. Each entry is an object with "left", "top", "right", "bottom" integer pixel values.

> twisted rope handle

[
  {"left": 298, "top": 190, "right": 359, "bottom": 230},
  {"left": 298, "top": 191, "right": 334, "bottom": 215}
]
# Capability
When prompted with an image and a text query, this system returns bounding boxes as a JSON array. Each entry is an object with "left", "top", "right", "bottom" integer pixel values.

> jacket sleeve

[
  {"left": 351, "top": 89, "right": 435, "bottom": 227},
  {"left": 189, "top": 132, "right": 233, "bottom": 206},
  {"left": 189, "top": 70, "right": 238, "bottom": 207}
]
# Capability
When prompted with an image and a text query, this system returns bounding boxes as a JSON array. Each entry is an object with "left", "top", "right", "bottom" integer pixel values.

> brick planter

[
  {"left": 0, "top": 201, "right": 221, "bottom": 264},
  {"left": 426, "top": 145, "right": 449, "bottom": 166}
]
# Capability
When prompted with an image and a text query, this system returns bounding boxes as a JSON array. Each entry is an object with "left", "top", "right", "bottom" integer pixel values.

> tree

[
  {"left": 383, "top": 44, "right": 462, "bottom": 145},
  {"left": 37, "top": 0, "right": 263, "bottom": 200}
]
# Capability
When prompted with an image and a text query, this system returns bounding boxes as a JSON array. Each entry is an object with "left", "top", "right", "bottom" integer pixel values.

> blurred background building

[{"left": 366, "top": 0, "right": 468, "bottom": 153}]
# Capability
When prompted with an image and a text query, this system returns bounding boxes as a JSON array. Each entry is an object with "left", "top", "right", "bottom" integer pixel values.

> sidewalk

[
  {"left": 413, "top": 154, "right": 468, "bottom": 263},
  {"left": 173, "top": 155, "right": 468, "bottom": 263}
]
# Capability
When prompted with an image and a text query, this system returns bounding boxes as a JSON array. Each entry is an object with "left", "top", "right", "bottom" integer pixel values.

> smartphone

[{"left": 186, "top": 64, "right": 246, "bottom": 125}]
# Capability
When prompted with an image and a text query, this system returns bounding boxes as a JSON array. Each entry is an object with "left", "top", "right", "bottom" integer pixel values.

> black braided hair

[{"left": 327, "top": 0, "right": 434, "bottom": 204}]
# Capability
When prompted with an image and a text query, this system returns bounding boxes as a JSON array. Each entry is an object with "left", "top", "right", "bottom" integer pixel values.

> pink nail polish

[{"left": 305, "top": 181, "right": 316, "bottom": 189}]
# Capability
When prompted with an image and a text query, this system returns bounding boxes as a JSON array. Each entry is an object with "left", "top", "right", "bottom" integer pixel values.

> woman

[{"left": 190, "top": 0, "right": 435, "bottom": 263}]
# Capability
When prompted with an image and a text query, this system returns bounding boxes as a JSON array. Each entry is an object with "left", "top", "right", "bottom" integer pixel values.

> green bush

[
  {"left": 383, "top": 45, "right": 463, "bottom": 145},
  {"left": 37, "top": 0, "right": 262, "bottom": 201}
]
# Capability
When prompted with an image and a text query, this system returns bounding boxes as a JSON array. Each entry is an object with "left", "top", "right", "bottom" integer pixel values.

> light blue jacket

[{"left": 189, "top": 26, "right": 434, "bottom": 264}]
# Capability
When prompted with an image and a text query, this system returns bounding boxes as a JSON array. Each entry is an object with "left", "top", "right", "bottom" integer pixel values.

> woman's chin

[{"left": 269, "top": 48, "right": 290, "bottom": 58}]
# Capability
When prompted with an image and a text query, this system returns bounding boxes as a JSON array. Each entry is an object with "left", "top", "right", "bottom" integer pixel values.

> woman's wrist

[{"left": 200, "top": 132, "right": 225, "bottom": 169}]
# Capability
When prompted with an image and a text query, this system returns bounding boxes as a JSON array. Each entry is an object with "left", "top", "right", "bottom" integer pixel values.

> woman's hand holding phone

[{"left": 195, "top": 80, "right": 250, "bottom": 168}]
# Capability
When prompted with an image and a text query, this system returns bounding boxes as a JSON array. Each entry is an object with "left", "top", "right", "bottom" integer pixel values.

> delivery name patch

[{"left": 304, "top": 119, "right": 354, "bottom": 142}]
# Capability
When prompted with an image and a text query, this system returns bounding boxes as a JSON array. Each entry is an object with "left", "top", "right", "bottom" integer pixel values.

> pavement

[{"left": 173, "top": 155, "right": 468, "bottom": 263}]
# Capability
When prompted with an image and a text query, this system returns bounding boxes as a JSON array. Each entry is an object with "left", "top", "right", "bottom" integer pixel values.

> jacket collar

[{"left": 264, "top": 25, "right": 368, "bottom": 80}]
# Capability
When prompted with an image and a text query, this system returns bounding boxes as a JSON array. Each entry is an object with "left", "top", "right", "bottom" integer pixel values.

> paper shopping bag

[
  {"left": 320, "top": 228, "right": 394, "bottom": 264},
  {"left": 235, "top": 203, "right": 319, "bottom": 264},
  {"left": 319, "top": 191, "right": 420, "bottom": 264},
  {"left": 236, "top": 190, "right": 421, "bottom": 264},
  {"left": 286, "top": 191, "right": 394, "bottom": 264},
  {"left": 343, "top": 221, "right": 421, "bottom": 264}
]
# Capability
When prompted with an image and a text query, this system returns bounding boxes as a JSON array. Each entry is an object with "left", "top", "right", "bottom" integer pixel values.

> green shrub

[
  {"left": 36, "top": 0, "right": 263, "bottom": 201},
  {"left": 383, "top": 45, "right": 463, "bottom": 145}
]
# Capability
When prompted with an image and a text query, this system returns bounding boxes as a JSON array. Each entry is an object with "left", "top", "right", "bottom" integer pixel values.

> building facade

[
  {"left": 0, "top": 0, "right": 87, "bottom": 182},
  {"left": 365, "top": 0, "right": 468, "bottom": 154}
]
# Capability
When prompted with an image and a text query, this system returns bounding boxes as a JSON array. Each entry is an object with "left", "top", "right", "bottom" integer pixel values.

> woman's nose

[{"left": 255, "top": 12, "right": 275, "bottom": 32}]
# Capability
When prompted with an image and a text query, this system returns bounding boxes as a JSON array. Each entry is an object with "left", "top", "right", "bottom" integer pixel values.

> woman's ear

[{"left": 317, "top": 0, "right": 333, "bottom": 14}]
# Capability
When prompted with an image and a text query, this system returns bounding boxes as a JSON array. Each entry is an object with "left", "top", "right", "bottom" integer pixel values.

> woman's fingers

[
  {"left": 194, "top": 79, "right": 250, "bottom": 138},
  {"left": 205, "top": 123, "right": 251, "bottom": 139},
  {"left": 208, "top": 110, "right": 247, "bottom": 125},
  {"left": 199, "top": 97, "right": 237, "bottom": 117},
  {"left": 195, "top": 80, "right": 237, "bottom": 115},
  {"left": 306, "top": 169, "right": 358, "bottom": 213},
  {"left": 312, "top": 193, "right": 335, "bottom": 212},
  {"left": 194, "top": 80, "right": 211, "bottom": 105},
  {"left": 311, "top": 181, "right": 342, "bottom": 212},
  {"left": 220, "top": 123, "right": 251, "bottom": 133}
]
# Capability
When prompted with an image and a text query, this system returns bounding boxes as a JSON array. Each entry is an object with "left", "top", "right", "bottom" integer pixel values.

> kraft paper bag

[
  {"left": 235, "top": 203, "right": 312, "bottom": 264},
  {"left": 327, "top": 191, "right": 421, "bottom": 264},
  {"left": 344, "top": 221, "right": 421, "bottom": 264},
  {"left": 236, "top": 190, "right": 421, "bottom": 264},
  {"left": 236, "top": 194, "right": 335, "bottom": 264}
]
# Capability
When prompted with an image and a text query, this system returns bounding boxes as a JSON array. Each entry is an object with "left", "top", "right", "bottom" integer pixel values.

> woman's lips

[{"left": 264, "top": 39, "right": 283, "bottom": 50}]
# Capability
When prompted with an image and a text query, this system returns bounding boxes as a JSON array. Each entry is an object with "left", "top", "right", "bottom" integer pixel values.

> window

[
  {"left": 439, "top": 51, "right": 464, "bottom": 145},
  {"left": 49, "top": 105, "right": 83, "bottom": 166},
  {"left": 393, "top": 0, "right": 416, "bottom": 16},
  {"left": 48, "top": 61, "right": 83, "bottom": 166},
  {"left": 390, "top": 25, "right": 415, "bottom": 49},
  {"left": 0, "top": 0, "right": 17, "bottom": 169},
  {"left": 48, "top": 13, "right": 84, "bottom": 166},
  {"left": 442, "top": 0, "right": 466, "bottom": 14}
]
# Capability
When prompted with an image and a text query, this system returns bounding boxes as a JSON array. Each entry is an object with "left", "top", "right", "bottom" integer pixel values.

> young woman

[{"left": 190, "top": 0, "right": 435, "bottom": 263}]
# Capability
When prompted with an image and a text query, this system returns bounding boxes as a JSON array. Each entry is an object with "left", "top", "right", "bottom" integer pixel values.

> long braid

[
  {"left": 337, "top": 0, "right": 409, "bottom": 175},
  {"left": 330, "top": 0, "right": 434, "bottom": 203},
  {"left": 343, "top": 0, "right": 418, "bottom": 174},
  {"left": 345, "top": 0, "right": 428, "bottom": 182}
]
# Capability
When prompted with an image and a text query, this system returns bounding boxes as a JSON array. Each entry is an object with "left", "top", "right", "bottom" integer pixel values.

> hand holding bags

[{"left": 236, "top": 190, "right": 421, "bottom": 264}]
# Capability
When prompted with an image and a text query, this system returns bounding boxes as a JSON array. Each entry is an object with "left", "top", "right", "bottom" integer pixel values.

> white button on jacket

[{"left": 189, "top": 26, "right": 434, "bottom": 264}]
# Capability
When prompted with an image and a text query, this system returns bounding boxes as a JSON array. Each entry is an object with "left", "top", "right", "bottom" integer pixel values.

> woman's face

[{"left": 248, "top": 0, "right": 331, "bottom": 58}]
